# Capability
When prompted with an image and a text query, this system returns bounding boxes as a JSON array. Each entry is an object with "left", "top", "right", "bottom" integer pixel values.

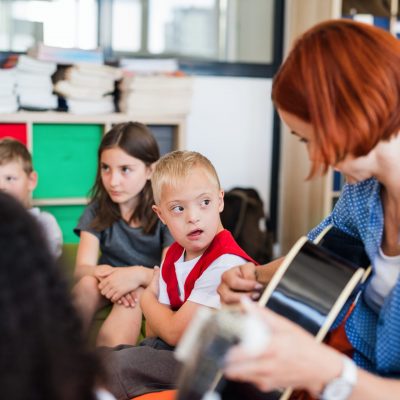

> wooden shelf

[
  {"left": 32, "top": 197, "right": 88, "bottom": 206},
  {"left": 0, "top": 111, "right": 186, "bottom": 149},
  {"left": 0, "top": 111, "right": 186, "bottom": 242}
]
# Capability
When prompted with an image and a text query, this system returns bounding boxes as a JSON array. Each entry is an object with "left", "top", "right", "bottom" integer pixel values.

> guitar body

[
  {"left": 259, "top": 234, "right": 367, "bottom": 340},
  {"left": 176, "top": 227, "right": 370, "bottom": 400}
]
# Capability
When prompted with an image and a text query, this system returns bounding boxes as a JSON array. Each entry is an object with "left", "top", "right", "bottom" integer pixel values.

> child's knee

[{"left": 73, "top": 275, "right": 100, "bottom": 299}]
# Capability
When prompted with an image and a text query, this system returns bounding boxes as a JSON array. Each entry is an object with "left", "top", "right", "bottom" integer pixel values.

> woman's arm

[
  {"left": 224, "top": 303, "right": 400, "bottom": 400},
  {"left": 350, "top": 369, "right": 400, "bottom": 400}
]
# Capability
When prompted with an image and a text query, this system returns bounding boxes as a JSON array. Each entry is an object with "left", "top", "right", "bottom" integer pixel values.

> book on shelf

[
  {"left": 119, "top": 91, "right": 192, "bottom": 115},
  {"left": 15, "top": 55, "right": 57, "bottom": 111},
  {"left": 28, "top": 43, "right": 104, "bottom": 65},
  {"left": 0, "top": 81, "right": 16, "bottom": 95},
  {"left": 17, "top": 71, "right": 53, "bottom": 91},
  {"left": 0, "top": 95, "right": 18, "bottom": 113},
  {"left": 17, "top": 55, "right": 57, "bottom": 76},
  {"left": 74, "top": 64, "right": 123, "bottom": 80},
  {"left": 65, "top": 68, "right": 115, "bottom": 92},
  {"left": 67, "top": 96, "right": 115, "bottom": 115},
  {"left": 119, "top": 58, "right": 179, "bottom": 74},
  {"left": 118, "top": 73, "right": 193, "bottom": 115},
  {"left": 0, "top": 68, "right": 17, "bottom": 96},
  {"left": 119, "top": 75, "right": 193, "bottom": 92},
  {"left": 18, "top": 92, "right": 58, "bottom": 110},
  {"left": 52, "top": 64, "right": 121, "bottom": 114},
  {"left": 54, "top": 80, "right": 113, "bottom": 101}
]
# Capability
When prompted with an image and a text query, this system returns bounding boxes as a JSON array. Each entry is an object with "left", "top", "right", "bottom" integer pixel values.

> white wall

[{"left": 185, "top": 76, "right": 274, "bottom": 211}]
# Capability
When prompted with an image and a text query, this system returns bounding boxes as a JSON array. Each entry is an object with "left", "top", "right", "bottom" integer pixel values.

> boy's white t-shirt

[
  {"left": 158, "top": 250, "right": 247, "bottom": 309},
  {"left": 29, "top": 207, "right": 63, "bottom": 258}
]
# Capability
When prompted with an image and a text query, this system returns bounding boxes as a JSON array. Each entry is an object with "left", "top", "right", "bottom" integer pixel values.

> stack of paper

[
  {"left": 54, "top": 64, "right": 122, "bottom": 115},
  {"left": 16, "top": 55, "right": 58, "bottom": 110},
  {"left": 120, "top": 58, "right": 179, "bottom": 74},
  {"left": 67, "top": 96, "right": 115, "bottom": 115},
  {"left": 0, "top": 68, "right": 18, "bottom": 113},
  {"left": 28, "top": 43, "right": 104, "bottom": 65},
  {"left": 118, "top": 73, "right": 193, "bottom": 116}
]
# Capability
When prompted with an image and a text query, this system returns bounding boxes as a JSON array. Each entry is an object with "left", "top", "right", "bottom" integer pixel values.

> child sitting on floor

[
  {"left": 0, "top": 137, "right": 62, "bottom": 258},
  {"left": 73, "top": 122, "right": 173, "bottom": 347},
  {"left": 104, "top": 150, "right": 256, "bottom": 400}
]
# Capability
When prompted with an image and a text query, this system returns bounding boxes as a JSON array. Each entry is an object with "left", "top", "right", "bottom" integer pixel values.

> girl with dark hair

[
  {"left": 0, "top": 191, "right": 114, "bottom": 400},
  {"left": 73, "top": 122, "right": 173, "bottom": 347}
]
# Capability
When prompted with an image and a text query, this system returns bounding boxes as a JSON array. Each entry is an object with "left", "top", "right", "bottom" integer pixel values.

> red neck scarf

[{"left": 161, "top": 229, "right": 257, "bottom": 310}]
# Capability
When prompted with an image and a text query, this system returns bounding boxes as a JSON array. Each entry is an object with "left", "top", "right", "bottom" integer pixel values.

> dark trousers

[{"left": 100, "top": 337, "right": 181, "bottom": 400}]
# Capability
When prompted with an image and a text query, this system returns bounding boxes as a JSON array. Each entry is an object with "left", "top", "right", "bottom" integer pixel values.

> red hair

[{"left": 272, "top": 19, "right": 400, "bottom": 175}]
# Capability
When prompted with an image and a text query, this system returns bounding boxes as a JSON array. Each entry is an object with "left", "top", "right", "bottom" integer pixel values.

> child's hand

[
  {"left": 147, "top": 266, "right": 160, "bottom": 297},
  {"left": 116, "top": 290, "right": 139, "bottom": 308},
  {"left": 98, "top": 267, "right": 141, "bottom": 301},
  {"left": 94, "top": 264, "right": 114, "bottom": 280}
]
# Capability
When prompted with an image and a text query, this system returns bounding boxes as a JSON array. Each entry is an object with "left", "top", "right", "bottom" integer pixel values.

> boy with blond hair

[
  {"left": 0, "top": 138, "right": 62, "bottom": 258},
  {"left": 105, "top": 150, "right": 256, "bottom": 400}
]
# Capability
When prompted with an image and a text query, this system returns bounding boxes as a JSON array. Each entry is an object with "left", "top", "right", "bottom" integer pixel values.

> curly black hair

[{"left": 0, "top": 192, "right": 104, "bottom": 400}]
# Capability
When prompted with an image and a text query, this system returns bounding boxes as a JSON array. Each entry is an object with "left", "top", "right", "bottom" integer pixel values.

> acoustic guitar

[{"left": 175, "top": 226, "right": 371, "bottom": 400}]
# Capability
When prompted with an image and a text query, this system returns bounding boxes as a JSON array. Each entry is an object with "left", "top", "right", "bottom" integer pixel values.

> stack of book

[
  {"left": 16, "top": 55, "right": 58, "bottom": 111},
  {"left": 28, "top": 43, "right": 104, "bottom": 65},
  {"left": 119, "top": 58, "right": 179, "bottom": 74},
  {"left": 118, "top": 73, "right": 193, "bottom": 116},
  {"left": 53, "top": 64, "right": 122, "bottom": 115},
  {"left": 0, "top": 68, "right": 18, "bottom": 113}
]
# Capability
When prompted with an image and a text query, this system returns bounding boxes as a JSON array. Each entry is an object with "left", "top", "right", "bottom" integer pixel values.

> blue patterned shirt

[{"left": 308, "top": 177, "right": 400, "bottom": 375}]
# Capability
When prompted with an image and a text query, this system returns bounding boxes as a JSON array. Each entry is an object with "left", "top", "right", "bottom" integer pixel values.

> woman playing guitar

[{"left": 218, "top": 19, "right": 400, "bottom": 400}]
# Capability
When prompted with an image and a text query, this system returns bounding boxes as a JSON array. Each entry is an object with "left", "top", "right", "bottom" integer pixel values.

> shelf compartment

[
  {"left": 32, "top": 123, "right": 102, "bottom": 199},
  {"left": 0, "top": 123, "right": 27, "bottom": 145}
]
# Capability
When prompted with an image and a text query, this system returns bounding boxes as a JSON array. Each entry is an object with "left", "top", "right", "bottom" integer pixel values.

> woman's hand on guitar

[
  {"left": 224, "top": 304, "right": 343, "bottom": 396},
  {"left": 218, "top": 258, "right": 283, "bottom": 305},
  {"left": 217, "top": 262, "right": 263, "bottom": 304}
]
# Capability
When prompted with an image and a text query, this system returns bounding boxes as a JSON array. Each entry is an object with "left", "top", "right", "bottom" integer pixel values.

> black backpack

[{"left": 221, "top": 187, "right": 273, "bottom": 264}]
